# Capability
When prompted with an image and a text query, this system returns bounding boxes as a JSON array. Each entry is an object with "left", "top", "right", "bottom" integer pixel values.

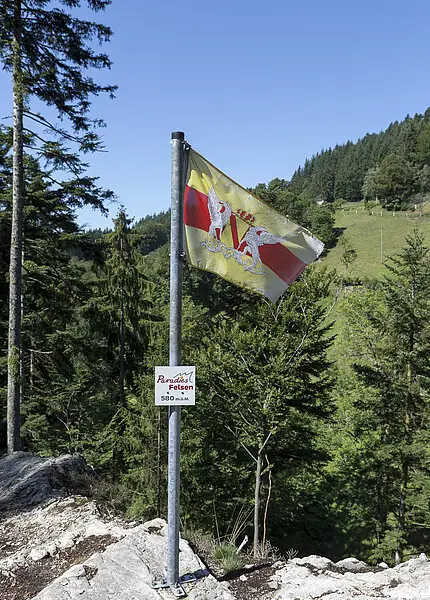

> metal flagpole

[{"left": 167, "top": 131, "right": 185, "bottom": 590}]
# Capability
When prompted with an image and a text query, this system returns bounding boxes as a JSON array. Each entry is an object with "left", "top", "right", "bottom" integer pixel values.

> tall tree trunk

[
  {"left": 112, "top": 295, "right": 125, "bottom": 477},
  {"left": 119, "top": 292, "right": 125, "bottom": 407},
  {"left": 112, "top": 230, "right": 126, "bottom": 478},
  {"left": 29, "top": 348, "right": 34, "bottom": 390},
  {"left": 7, "top": 0, "right": 24, "bottom": 454},
  {"left": 19, "top": 247, "right": 24, "bottom": 404},
  {"left": 253, "top": 448, "right": 262, "bottom": 557},
  {"left": 396, "top": 358, "right": 413, "bottom": 563},
  {"left": 262, "top": 453, "right": 272, "bottom": 555},
  {"left": 396, "top": 464, "right": 408, "bottom": 564}
]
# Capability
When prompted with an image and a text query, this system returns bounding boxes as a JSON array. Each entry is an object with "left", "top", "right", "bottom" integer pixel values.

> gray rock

[
  {"left": 0, "top": 491, "right": 127, "bottom": 574},
  {"left": 57, "top": 533, "right": 76, "bottom": 549},
  {"left": 0, "top": 452, "right": 95, "bottom": 512},
  {"left": 31, "top": 521, "right": 235, "bottom": 600},
  {"left": 264, "top": 553, "right": 430, "bottom": 599},
  {"left": 294, "top": 554, "right": 335, "bottom": 571},
  {"left": 46, "top": 544, "right": 58, "bottom": 557},
  {"left": 335, "top": 556, "right": 371, "bottom": 572},
  {"left": 29, "top": 547, "right": 49, "bottom": 562}
]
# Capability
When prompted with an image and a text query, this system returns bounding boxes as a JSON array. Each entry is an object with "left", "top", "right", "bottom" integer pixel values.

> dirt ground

[
  {"left": 187, "top": 539, "right": 278, "bottom": 600},
  {"left": 0, "top": 534, "right": 115, "bottom": 600},
  {"left": 224, "top": 564, "right": 278, "bottom": 600}
]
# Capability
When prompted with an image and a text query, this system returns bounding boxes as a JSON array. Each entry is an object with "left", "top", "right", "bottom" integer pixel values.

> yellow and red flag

[{"left": 184, "top": 149, "right": 324, "bottom": 302}]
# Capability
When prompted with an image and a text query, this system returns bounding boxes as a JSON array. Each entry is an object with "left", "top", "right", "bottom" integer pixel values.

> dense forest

[
  {"left": 288, "top": 108, "right": 430, "bottom": 209},
  {"left": 1, "top": 0, "right": 430, "bottom": 570}
]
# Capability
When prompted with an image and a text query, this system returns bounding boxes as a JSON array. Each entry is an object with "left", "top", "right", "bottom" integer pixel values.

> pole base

[
  {"left": 151, "top": 578, "right": 187, "bottom": 598},
  {"left": 151, "top": 569, "right": 208, "bottom": 596}
]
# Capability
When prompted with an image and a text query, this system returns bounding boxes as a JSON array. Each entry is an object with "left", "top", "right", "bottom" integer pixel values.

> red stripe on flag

[
  {"left": 184, "top": 186, "right": 211, "bottom": 232},
  {"left": 184, "top": 185, "right": 307, "bottom": 285},
  {"left": 230, "top": 214, "right": 240, "bottom": 249},
  {"left": 260, "top": 244, "right": 307, "bottom": 285}
]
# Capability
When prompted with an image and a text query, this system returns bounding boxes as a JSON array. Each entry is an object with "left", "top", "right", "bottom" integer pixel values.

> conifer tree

[
  {"left": 183, "top": 268, "right": 334, "bottom": 555},
  {"left": 337, "top": 231, "right": 430, "bottom": 563},
  {"left": 103, "top": 209, "right": 152, "bottom": 405},
  {"left": 95, "top": 209, "right": 153, "bottom": 475},
  {"left": 0, "top": 136, "right": 110, "bottom": 454},
  {"left": 0, "top": 0, "right": 116, "bottom": 452}
]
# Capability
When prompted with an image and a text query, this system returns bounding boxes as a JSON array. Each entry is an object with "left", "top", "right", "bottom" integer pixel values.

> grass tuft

[{"left": 213, "top": 542, "right": 246, "bottom": 574}]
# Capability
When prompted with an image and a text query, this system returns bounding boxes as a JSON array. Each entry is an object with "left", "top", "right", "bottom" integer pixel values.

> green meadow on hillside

[{"left": 321, "top": 202, "right": 430, "bottom": 280}]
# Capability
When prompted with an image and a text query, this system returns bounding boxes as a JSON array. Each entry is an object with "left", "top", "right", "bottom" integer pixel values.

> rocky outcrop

[
  {"left": 1, "top": 452, "right": 430, "bottom": 600},
  {"left": 32, "top": 519, "right": 234, "bottom": 600},
  {"left": 0, "top": 495, "right": 128, "bottom": 574},
  {"left": 0, "top": 453, "right": 234, "bottom": 599},
  {"left": 0, "top": 452, "right": 129, "bottom": 599},
  {"left": 0, "top": 452, "right": 95, "bottom": 512},
  {"left": 262, "top": 553, "right": 430, "bottom": 599}
]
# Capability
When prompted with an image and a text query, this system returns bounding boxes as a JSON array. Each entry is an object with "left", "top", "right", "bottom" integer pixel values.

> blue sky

[{"left": 2, "top": 0, "right": 430, "bottom": 229}]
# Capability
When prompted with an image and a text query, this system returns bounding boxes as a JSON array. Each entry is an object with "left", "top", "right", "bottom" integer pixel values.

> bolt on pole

[{"left": 167, "top": 131, "right": 185, "bottom": 587}]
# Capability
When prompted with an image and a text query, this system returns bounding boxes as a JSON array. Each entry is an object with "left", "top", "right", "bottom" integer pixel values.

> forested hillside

[
  {"left": 288, "top": 109, "right": 430, "bottom": 209},
  {"left": 1, "top": 3, "right": 429, "bottom": 568}
]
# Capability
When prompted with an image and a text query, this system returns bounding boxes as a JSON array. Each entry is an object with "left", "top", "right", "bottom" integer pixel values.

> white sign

[{"left": 155, "top": 366, "right": 196, "bottom": 406}]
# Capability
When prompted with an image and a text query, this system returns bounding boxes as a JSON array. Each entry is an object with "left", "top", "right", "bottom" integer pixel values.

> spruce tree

[
  {"left": 0, "top": 137, "right": 110, "bottom": 454},
  {"left": 337, "top": 231, "right": 430, "bottom": 563},
  {"left": 93, "top": 209, "right": 153, "bottom": 475},
  {"left": 102, "top": 209, "right": 152, "bottom": 406},
  {"left": 0, "top": 0, "right": 116, "bottom": 452}
]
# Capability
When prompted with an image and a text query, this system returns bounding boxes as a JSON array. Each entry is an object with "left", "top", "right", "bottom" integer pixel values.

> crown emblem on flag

[{"left": 236, "top": 209, "right": 256, "bottom": 224}]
